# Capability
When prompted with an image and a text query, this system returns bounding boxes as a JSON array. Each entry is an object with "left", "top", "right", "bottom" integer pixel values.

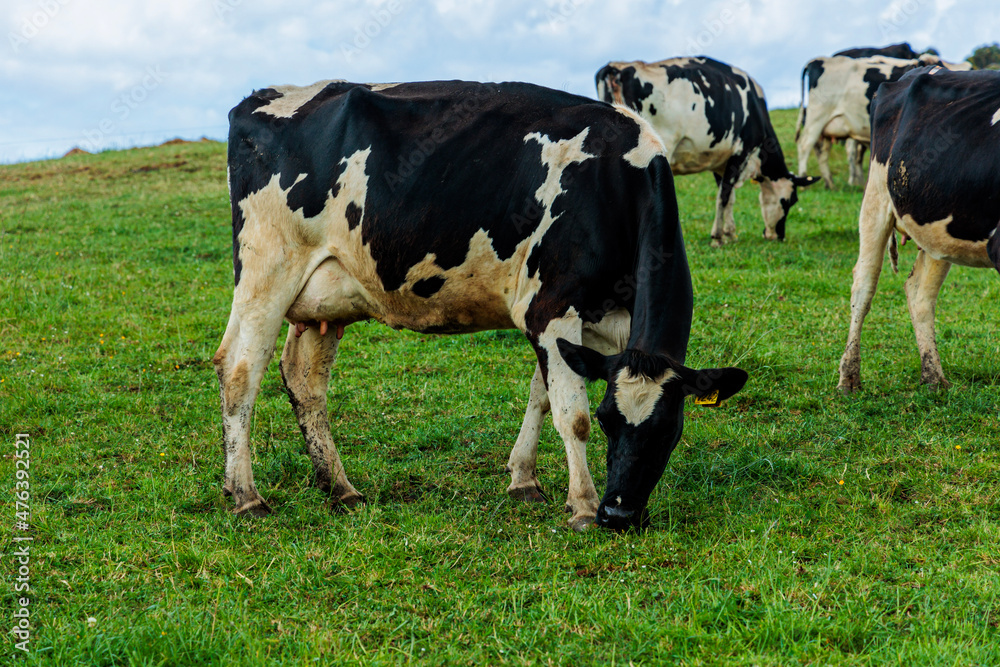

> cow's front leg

[
  {"left": 506, "top": 363, "right": 550, "bottom": 503},
  {"left": 535, "top": 317, "right": 599, "bottom": 531},
  {"left": 279, "top": 324, "right": 364, "bottom": 507},
  {"left": 904, "top": 250, "right": 952, "bottom": 389}
]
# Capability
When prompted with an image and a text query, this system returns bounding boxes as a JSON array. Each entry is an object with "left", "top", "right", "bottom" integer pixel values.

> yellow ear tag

[{"left": 694, "top": 390, "right": 721, "bottom": 407}]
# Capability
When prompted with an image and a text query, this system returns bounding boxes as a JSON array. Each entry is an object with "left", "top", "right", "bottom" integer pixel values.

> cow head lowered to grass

[
  {"left": 557, "top": 341, "right": 747, "bottom": 530},
  {"left": 216, "top": 78, "right": 751, "bottom": 533}
]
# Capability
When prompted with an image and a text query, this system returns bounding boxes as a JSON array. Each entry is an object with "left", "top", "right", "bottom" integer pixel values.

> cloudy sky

[{"left": 2, "top": 0, "right": 996, "bottom": 163}]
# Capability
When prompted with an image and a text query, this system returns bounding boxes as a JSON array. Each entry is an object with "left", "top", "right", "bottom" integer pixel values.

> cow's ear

[
  {"left": 792, "top": 175, "right": 821, "bottom": 188},
  {"left": 678, "top": 366, "right": 749, "bottom": 402},
  {"left": 556, "top": 339, "right": 608, "bottom": 382}
]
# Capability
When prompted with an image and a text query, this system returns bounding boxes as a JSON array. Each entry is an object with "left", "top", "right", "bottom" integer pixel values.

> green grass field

[{"left": 2, "top": 109, "right": 999, "bottom": 665}]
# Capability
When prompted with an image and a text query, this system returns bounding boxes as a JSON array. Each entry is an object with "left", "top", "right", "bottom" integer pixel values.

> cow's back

[
  {"left": 227, "top": 80, "right": 672, "bottom": 334},
  {"left": 611, "top": 57, "right": 769, "bottom": 173},
  {"left": 834, "top": 43, "right": 919, "bottom": 60},
  {"left": 872, "top": 68, "right": 1000, "bottom": 252}
]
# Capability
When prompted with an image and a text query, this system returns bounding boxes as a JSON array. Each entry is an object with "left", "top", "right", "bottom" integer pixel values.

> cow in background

[
  {"left": 838, "top": 67, "right": 1000, "bottom": 392},
  {"left": 827, "top": 43, "right": 921, "bottom": 179},
  {"left": 834, "top": 43, "right": 920, "bottom": 59},
  {"left": 596, "top": 57, "right": 818, "bottom": 247},
  {"left": 798, "top": 53, "right": 975, "bottom": 189},
  {"left": 796, "top": 56, "right": 920, "bottom": 188}
]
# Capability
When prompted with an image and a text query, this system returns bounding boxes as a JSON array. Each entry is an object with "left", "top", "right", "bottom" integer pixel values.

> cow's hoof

[
  {"left": 508, "top": 482, "right": 547, "bottom": 503},
  {"left": 567, "top": 514, "right": 596, "bottom": 532},
  {"left": 922, "top": 377, "right": 950, "bottom": 391},
  {"left": 233, "top": 497, "right": 272, "bottom": 517},
  {"left": 334, "top": 490, "right": 366, "bottom": 508},
  {"left": 565, "top": 503, "right": 597, "bottom": 531},
  {"left": 710, "top": 237, "right": 724, "bottom": 249},
  {"left": 837, "top": 371, "right": 861, "bottom": 395},
  {"left": 838, "top": 383, "right": 860, "bottom": 396}
]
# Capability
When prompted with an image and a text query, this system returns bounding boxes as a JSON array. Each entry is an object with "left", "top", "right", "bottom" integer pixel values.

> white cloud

[{"left": 432, "top": 0, "right": 501, "bottom": 37}]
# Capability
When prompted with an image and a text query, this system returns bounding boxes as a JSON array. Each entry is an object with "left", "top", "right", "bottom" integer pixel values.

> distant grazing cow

[
  {"left": 216, "top": 79, "right": 748, "bottom": 532},
  {"left": 838, "top": 67, "right": 1000, "bottom": 392},
  {"left": 596, "top": 57, "right": 818, "bottom": 247},
  {"left": 834, "top": 43, "right": 920, "bottom": 60}
]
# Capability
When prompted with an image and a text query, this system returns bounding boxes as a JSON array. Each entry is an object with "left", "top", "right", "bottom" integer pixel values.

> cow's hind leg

[
  {"left": 904, "top": 250, "right": 952, "bottom": 389},
  {"left": 837, "top": 161, "right": 896, "bottom": 394},
  {"left": 215, "top": 286, "right": 300, "bottom": 515},
  {"left": 505, "top": 363, "right": 550, "bottom": 503},
  {"left": 280, "top": 325, "right": 364, "bottom": 506},
  {"left": 846, "top": 139, "right": 866, "bottom": 187},
  {"left": 534, "top": 316, "right": 599, "bottom": 531},
  {"left": 797, "top": 124, "right": 826, "bottom": 186},
  {"left": 710, "top": 163, "right": 739, "bottom": 248},
  {"left": 814, "top": 138, "right": 833, "bottom": 190}
]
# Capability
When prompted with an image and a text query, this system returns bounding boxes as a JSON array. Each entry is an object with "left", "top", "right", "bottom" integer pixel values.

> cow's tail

[
  {"left": 226, "top": 100, "right": 261, "bottom": 287},
  {"left": 595, "top": 64, "right": 619, "bottom": 104},
  {"left": 795, "top": 65, "right": 808, "bottom": 141},
  {"left": 988, "top": 225, "right": 1000, "bottom": 275},
  {"left": 595, "top": 65, "right": 610, "bottom": 101},
  {"left": 887, "top": 231, "right": 899, "bottom": 274}
]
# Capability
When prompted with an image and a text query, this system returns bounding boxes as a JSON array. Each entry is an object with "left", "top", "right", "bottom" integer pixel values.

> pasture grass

[{"left": 2, "top": 110, "right": 999, "bottom": 665}]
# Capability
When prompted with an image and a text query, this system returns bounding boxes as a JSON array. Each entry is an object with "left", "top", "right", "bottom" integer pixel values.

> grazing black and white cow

[
  {"left": 833, "top": 43, "right": 920, "bottom": 60},
  {"left": 595, "top": 57, "right": 818, "bottom": 247},
  {"left": 838, "top": 67, "right": 1000, "bottom": 392},
  {"left": 216, "top": 79, "right": 748, "bottom": 532}
]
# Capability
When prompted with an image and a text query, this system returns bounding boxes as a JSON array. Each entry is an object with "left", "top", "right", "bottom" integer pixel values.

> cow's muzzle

[{"left": 596, "top": 502, "right": 650, "bottom": 531}]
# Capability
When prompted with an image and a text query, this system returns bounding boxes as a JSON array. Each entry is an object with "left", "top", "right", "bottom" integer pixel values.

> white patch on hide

[
  {"left": 508, "top": 130, "right": 595, "bottom": 326},
  {"left": 611, "top": 105, "right": 667, "bottom": 168},
  {"left": 613, "top": 367, "right": 678, "bottom": 426},
  {"left": 254, "top": 80, "right": 345, "bottom": 118}
]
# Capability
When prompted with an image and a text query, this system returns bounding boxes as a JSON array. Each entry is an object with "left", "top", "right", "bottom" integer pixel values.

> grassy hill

[{"left": 1, "top": 109, "right": 999, "bottom": 665}]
